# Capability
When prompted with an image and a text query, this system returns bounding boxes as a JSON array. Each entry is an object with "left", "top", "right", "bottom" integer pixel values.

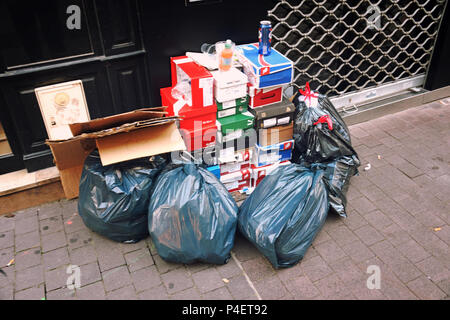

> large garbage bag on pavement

[
  {"left": 148, "top": 163, "right": 238, "bottom": 265},
  {"left": 292, "top": 83, "right": 359, "bottom": 164},
  {"left": 320, "top": 155, "right": 360, "bottom": 218},
  {"left": 78, "top": 150, "right": 167, "bottom": 243},
  {"left": 238, "top": 163, "right": 329, "bottom": 269}
]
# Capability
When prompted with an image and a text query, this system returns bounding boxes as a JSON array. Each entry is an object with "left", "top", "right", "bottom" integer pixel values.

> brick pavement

[{"left": 0, "top": 100, "right": 449, "bottom": 300}]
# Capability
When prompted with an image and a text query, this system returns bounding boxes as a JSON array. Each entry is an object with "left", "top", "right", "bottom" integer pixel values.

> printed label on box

[
  {"left": 218, "top": 108, "right": 236, "bottom": 118},
  {"left": 222, "top": 100, "right": 237, "bottom": 109},
  {"left": 221, "top": 162, "right": 241, "bottom": 173},
  {"left": 263, "top": 118, "right": 277, "bottom": 128},
  {"left": 260, "top": 153, "right": 281, "bottom": 164},
  {"left": 277, "top": 116, "right": 290, "bottom": 125}
]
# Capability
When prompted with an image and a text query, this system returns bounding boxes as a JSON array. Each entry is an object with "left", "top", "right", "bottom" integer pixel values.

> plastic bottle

[{"left": 219, "top": 39, "right": 233, "bottom": 72}]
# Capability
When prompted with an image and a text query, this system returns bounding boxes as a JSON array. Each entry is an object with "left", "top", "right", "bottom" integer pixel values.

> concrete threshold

[
  {"left": 341, "top": 85, "right": 450, "bottom": 126},
  {"left": 0, "top": 167, "right": 65, "bottom": 215}
]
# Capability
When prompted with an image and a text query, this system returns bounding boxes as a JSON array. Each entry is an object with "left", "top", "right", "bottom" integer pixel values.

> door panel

[
  {"left": 0, "top": 0, "right": 95, "bottom": 70},
  {"left": 0, "top": 93, "right": 25, "bottom": 174},
  {"left": 95, "top": 0, "right": 142, "bottom": 56},
  {"left": 107, "top": 56, "right": 150, "bottom": 115},
  {"left": 0, "top": 122, "right": 12, "bottom": 156}
]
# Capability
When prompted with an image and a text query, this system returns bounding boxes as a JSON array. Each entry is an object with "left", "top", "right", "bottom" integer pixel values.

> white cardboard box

[{"left": 211, "top": 67, "right": 248, "bottom": 103}]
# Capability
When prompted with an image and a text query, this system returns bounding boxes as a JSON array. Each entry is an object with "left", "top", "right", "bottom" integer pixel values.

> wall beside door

[
  {"left": 140, "top": 0, "right": 273, "bottom": 105},
  {"left": 426, "top": 0, "right": 450, "bottom": 90},
  {"left": 0, "top": 0, "right": 153, "bottom": 174}
]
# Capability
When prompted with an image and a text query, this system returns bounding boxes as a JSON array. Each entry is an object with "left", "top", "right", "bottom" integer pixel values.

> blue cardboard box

[
  {"left": 237, "top": 43, "right": 294, "bottom": 89},
  {"left": 253, "top": 139, "right": 294, "bottom": 167},
  {"left": 206, "top": 165, "right": 221, "bottom": 179}
]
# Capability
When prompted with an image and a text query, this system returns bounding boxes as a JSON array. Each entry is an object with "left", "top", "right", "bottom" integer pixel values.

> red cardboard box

[
  {"left": 220, "top": 161, "right": 250, "bottom": 175},
  {"left": 218, "top": 148, "right": 252, "bottom": 175},
  {"left": 179, "top": 124, "right": 217, "bottom": 152},
  {"left": 220, "top": 168, "right": 251, "bottom": 193},
  {"left": 218, "top": 147, "right": 252, "bottom": 163},
  {"left": 170, "top": 56, "right": 214, "bottom": 108},
  {"left": 160, "top": 87, "right": 217, "bottom": 131},
  {"left": 251, "top": 161, "right": 291, "bottom": 188},
  {"left": 248, "top": 84, "right": 283, "bottom": 108}
]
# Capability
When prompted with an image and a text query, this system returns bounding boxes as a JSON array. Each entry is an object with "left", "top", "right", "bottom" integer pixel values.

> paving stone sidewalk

[{"left": 0, "top": 100, "right": 449, "bottom": 300}]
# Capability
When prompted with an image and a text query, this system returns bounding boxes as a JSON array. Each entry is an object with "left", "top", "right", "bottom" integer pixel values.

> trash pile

[
  {"left": 161, "top": 36, "right": 296, "bottom": 194},
  {"left": 46, "top": 21, "right": 359, "bottom": 268}
]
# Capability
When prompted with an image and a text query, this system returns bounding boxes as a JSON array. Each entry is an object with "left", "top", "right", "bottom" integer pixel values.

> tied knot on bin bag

[
  {"left": 314, "top": 114, "right": 333, "bottom": 131},
  {"left": 291, "top": 82, "right": 361, "bottom": 218},
  {"left": 298, "top": 82, "right": 319, "bottom": 108}
]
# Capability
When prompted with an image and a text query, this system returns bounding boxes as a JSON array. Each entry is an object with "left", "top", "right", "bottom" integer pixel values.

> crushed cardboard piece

[
  {"left": 46, "top": 108, "right": 186, "bottom": 199},
  {"left": 69, "top": 107, "right": 168, "bottom": 136},
  {"left": 96, "top": 122, "right": 186, "bottom": 166}
]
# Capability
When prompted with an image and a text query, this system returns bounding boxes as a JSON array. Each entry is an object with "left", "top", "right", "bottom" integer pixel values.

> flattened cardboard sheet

[
  {"left": 96, "top": 122, "right": 186, "bottom": 166},
  {"left": 46, "top": 107, "right": 185, "bottom": 199}
]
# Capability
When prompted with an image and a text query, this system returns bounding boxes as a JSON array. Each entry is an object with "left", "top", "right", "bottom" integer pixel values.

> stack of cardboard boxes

[
  {"left": 237, "top": 43, "right": 295, "bottom": 190},
  {"left": 160, "top": 56, "right": 221, "bottom": 178},
  {"left": 160, "top": 56, "right": 217, "bottom": 152},
  {"left": 212, "top": 67, "right": 255, "bottom": 193},
  {"left": 160, "top": 43, "right": 296, "bottom": 194}
]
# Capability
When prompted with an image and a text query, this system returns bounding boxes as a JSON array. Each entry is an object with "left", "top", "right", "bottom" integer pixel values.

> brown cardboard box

[
  {"left": 248, "top": 98, "right": 295, "bottom": 129},
  {"left": 46, "top": 107, "right": 186, "bottom": 199},
  {"left": 258, "top": 122, "right": 293, "bottom": 146}
]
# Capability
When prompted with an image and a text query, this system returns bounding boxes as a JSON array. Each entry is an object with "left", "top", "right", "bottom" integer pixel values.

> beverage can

[{"left": 258, "top": 20, "right": 272, "bottom": 56}]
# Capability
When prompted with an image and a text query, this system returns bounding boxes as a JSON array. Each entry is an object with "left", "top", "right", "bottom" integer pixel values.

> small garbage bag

[
  {"left": 320, "top": 155, "right": 360, "bottom": 218},
  {"left": 292, "top": 82, "right": 359, "bottom": 163},
  {"left": 238, "top": 163, "right": 329, "bottom": 269},
  {"left": 78, "top": 150, "right": 167, "bottom": 243},
  {"left": 148, "top": 163, "right": 238, "bottom": 265}
]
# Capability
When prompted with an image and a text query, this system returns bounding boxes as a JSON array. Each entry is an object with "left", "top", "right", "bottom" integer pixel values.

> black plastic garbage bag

[
  {"left": 78, "top": 150, "right": 167, "bottom": 243},
  {"left": 292, "top": 83, "right": 359, "bottom": 164},
  {"left": 320, "top": 155, "right": 360, "bottom": 218},
  {"left": 148, "top": 163, "right": 238, "bottom": 265},
  {"left": 238, "top": 163, "right": 329, "bottom": 269}
]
